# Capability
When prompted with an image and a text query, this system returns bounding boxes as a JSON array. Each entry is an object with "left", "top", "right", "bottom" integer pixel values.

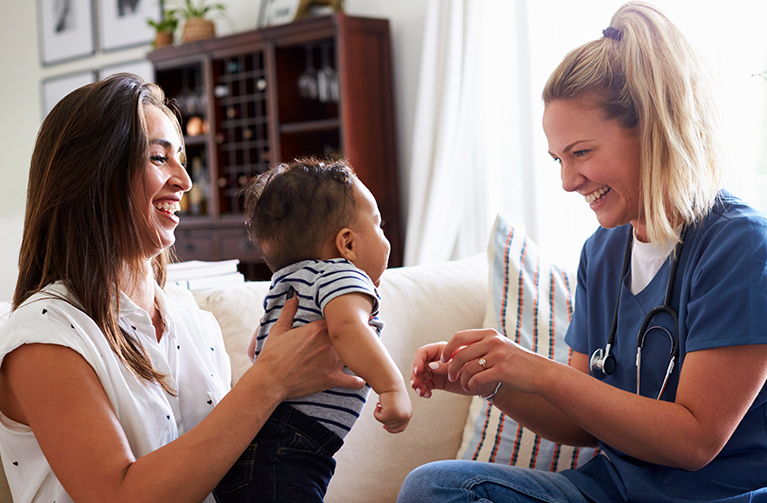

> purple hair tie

[{"left": 602, "top": 27, "right": 623, "bottom": 41}]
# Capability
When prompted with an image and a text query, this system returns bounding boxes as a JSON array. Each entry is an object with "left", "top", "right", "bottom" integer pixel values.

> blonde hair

[{"left": 542, "top": 2, "right": 722, "bottom": 244}]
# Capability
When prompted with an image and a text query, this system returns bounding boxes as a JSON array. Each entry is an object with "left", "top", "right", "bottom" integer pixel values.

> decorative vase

[
  {"left": 183, "top": 18, "right": 216, "bottom": 43},
  {"left": 154, "top": 31, "right": 173, "bottom": 49}
]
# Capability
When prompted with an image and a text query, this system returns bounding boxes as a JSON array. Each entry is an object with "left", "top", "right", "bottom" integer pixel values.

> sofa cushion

[
  {"left": 180, "top": 256, "right": 487, "bottom": 503},
  {"left": 191, "top": 281, "right": 271, "bottom": 384},
  {"left": 457, "top": 214, "right": 597, "bottom": 470},
  {"left": 327, "top": 254, "right": 486, "bottom": 503}
]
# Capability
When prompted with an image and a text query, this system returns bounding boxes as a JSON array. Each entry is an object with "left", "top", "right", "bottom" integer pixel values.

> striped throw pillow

[{"left": 457, "top": 214, "right": 597, "bottom": 471}]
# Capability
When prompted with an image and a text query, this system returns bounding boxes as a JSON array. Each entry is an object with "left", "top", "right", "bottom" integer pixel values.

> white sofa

[{"left": 0, "top": 254, "right": 488, "bottom": 503}]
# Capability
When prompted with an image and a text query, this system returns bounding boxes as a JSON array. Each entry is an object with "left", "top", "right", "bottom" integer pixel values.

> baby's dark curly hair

[{"left": 242, "top": 158, "right": 358, "bottom": 272}]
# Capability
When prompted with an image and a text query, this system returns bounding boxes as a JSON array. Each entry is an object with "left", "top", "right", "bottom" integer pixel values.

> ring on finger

[{"left": 479, "top": 357, "right": 487, "bottom": 370}]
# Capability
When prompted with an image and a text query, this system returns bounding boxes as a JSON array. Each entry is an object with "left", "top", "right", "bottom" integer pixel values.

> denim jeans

[
  {"left": 397, "top": 460, "right": 592, "bottom": 503},
  {"left": 213, "top": 403, "right": 344, "bottom": 503}
]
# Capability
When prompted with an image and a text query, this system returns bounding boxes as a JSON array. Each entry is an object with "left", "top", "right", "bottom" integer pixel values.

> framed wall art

[
  {"left": 38, "top": 0, "right": 96, "bottom": 65},
  {"left": 98, "top": 0, "right": 162, "bottom": 51},
  {"left": 41, "top": 70, "right": 96, "bottom": 118},
  {"left": 258, "top": 0, "right": 300, "bottom": 27}
]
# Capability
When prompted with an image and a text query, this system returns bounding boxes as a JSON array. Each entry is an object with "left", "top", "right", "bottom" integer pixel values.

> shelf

[
  {"left": 221, "top": 141, "right": 270, "bottom": 152},
  {"left": 176, "top": 215, "right": 213, "bottom": 227},
  {"left": 280, "top": 118, "right": 341, "bottom": 134},
  {"left": 218, "top": 93, "right": 268, "bottom": 106},
  {"left": 219, "top": 115, "right": 268, "bottom": 129},
  {"left": 218, "top": 70, "right": 266, "bottom": 83},
  {"left": 184, "top": 134, "right": 208, "bottom": 146},
  {"left": 148, "top": 14, "right": 403, "bottom": 278}
]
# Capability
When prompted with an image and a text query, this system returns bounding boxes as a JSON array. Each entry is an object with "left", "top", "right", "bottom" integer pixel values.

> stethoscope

[{"left": 589, "top": 224, "right": 688, "bottom": 400}]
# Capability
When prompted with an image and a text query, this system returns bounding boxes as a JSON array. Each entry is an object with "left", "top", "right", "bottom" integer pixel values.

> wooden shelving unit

[{"left": 147, "top": 14, "right": 402, "bottom": 280}]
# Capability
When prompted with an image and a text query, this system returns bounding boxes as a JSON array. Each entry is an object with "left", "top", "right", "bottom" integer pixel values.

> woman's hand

[
  {"left": 411, "top": 341, "right": 474, "bottom": 398},
  {"left": 247, "top": 324, "right": 258, "bottom": 363},
  {"left": 0, "top": 297, "right": 364, "bottom": 503},
  {"left": 412, "top": 329, "right": 545, "bottom": 399},
  {"left": 444, "top": 328, "right": 544, "bottom": 397},
  {"left": 248, "top": 294, "right": 365, "bottom": 401}
]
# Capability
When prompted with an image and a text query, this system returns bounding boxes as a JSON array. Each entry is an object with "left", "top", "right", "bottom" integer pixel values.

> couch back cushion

[
  {"left": 328, "top": 254, "right": 487, "bottom": 503},
  {"left": 186, "top": 256, "right": 488, "bottom": 503},
  {"left": 191, "top": 282, "right": 271, "bottom": 384},
  {"left": 457, "top": 214, "right": 598, "bottom": 471}
]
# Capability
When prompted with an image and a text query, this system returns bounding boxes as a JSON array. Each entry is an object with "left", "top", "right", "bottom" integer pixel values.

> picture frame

[
  {"left": 38, "top": 0, "right": 96, "bottom": 65},
  {"left": 41, "top": 70, "right": 97, "bottom": 118},
  {"left": 98, "top": 0, "right": 162, "bottom": 51},
  {"left": 258, "top": 0, "right": 300, "bottom": 28},
  {"left": 99, "top": 59, "right": 155, "bottom": 83}
]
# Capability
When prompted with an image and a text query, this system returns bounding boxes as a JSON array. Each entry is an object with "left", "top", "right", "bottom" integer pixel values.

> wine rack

[
  {"left": 148, "top": 14, "right": 402, "bottom": 280},
  {"left": 213, "top": 51, "right": 271, "bottom": 214}
]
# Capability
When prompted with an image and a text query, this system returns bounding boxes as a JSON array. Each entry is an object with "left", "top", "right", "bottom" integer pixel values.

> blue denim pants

[
  {"left": 213, "top": 403, "right": 344, "bottom": 503},
  {"left": 397, "top": 460, "right": 592, "bottom": 503}
]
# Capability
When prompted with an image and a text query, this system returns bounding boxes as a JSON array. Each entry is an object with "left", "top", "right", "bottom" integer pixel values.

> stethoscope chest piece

[
  {"left": 590, "top": 345, "right": 616, "bottom": 376},
  {"left": 590, "top": 225, "right": 688, "bottom": 399}
]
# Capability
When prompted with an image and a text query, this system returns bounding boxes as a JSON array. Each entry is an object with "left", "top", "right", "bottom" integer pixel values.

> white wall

[{"left": 0, "top": 0, "right": 427, "bottom": 301}]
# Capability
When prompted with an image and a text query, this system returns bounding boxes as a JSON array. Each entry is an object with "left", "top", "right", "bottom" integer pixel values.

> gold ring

[{"left": 479, "top": 357, "right": 487, "bottom": 369}]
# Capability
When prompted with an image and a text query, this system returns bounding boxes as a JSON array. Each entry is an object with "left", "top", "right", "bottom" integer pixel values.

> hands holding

[
  {"left": 247, "top": 295, "right": 365, "bottom": 401},
  {"left": 411, "top": 328, "right": 544, "bottom": 401},
  {"left": 249, "top": 292, "right": 414, "bottom": 434}
]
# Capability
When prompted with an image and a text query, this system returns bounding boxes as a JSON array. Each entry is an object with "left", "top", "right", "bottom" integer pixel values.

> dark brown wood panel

[{"left": 148, "top": 14, "right": 402, "bottom": 279}]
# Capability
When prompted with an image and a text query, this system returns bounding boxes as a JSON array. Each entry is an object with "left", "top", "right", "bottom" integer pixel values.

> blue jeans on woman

[
  {"left": 213, "top": 402, "right": 344, "bottom": 503},
  {"left": 397, "top": 460, "right": 592, "bottom": 503}
]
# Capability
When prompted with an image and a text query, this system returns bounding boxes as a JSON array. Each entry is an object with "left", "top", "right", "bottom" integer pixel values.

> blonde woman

[
  {"left": 0, "top": 73, "right": 362, "bottom": 503},
  {"left": 402, "top": 3, "right": 767, "bottom": 502}
]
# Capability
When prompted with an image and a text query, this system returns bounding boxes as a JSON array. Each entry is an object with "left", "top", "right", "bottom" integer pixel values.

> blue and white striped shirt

[{"left": 254, "top": 258, "right": 384, "bottom": 437}]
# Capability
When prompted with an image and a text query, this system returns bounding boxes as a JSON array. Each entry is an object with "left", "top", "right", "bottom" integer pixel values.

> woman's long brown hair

[{"left": 15, "top": 73, "right": 178, "bottom": 393}]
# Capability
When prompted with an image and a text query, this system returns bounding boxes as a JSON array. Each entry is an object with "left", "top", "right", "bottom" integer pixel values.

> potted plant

[
  {"left": 147, "top": 8, "right": 179, "bottom": 48},
  {"left": 176, "top": 0, "right": 227, "bottom": 44}
]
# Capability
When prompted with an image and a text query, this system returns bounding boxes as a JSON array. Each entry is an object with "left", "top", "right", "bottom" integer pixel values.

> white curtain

[
  {"left": 403, "top": 0, "right": 526, "bottom": 266},
  {"left": 404, "top": 0, "right": 767, "bottom": 270},
  {"left": 403, "top": 0, "right": 483, "bottom": 266}
]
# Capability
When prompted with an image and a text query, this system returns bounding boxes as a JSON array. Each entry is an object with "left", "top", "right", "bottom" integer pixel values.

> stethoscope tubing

[{"left": 591, "top": 224, "right": 689, "bottom": 400}]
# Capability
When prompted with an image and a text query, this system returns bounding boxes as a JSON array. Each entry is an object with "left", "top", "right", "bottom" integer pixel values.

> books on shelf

[{"left": 167, "top": 259, "right": 245, "bottom": 290}]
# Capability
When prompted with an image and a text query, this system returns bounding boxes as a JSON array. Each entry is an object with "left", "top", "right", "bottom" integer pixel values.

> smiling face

[
  {"left": 543, "top": 97, "right": 644, "bottom": 238},
  {"left": 347, "top": 180, "right": 390, "bottom": 286},
  {"left": 135, "top": 105, "right": 191, "bottom": 258}
]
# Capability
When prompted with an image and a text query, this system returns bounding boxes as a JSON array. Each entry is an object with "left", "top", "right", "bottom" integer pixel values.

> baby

[{"left": 214, "top": 158, "right": 411, "bottom": 503}]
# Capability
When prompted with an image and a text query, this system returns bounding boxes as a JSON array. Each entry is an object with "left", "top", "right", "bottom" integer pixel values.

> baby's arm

[{"left": 324, "top": 293, "right": 412, "bottom": 433}]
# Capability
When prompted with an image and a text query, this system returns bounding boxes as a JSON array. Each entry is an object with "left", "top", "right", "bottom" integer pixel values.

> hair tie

[{"left": 602, "top": 27, "right": 623, "bottom": 41}]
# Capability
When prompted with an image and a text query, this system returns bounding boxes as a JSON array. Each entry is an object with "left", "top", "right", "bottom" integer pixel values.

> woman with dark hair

[
  {"left": 401, "top": 3, "right": 767, "bottom": 502},
  {"left": 0, "top": 73, "right": 362, "bottom": 503}
]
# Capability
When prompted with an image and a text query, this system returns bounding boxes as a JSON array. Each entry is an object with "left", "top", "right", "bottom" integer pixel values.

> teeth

[
  {"left": 155, "top": 201, "right": 181, "bottom": 214},
  {"left": 585, "top": 186, "right": 610, "bottom": 204}
]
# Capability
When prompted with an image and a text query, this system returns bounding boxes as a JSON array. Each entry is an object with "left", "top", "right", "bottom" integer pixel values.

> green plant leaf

[{"left": 147, "top": 7, "right": 179, "bottom": 32}]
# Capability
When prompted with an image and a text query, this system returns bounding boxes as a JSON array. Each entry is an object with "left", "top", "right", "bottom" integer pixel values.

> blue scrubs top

[{"left": 563, "top": 191, "right": 767, "bottom": 502}]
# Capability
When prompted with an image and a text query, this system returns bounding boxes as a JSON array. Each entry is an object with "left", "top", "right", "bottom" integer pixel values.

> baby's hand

[{"left": 374, "top": 389, "right": 412, "bottom": 434}]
